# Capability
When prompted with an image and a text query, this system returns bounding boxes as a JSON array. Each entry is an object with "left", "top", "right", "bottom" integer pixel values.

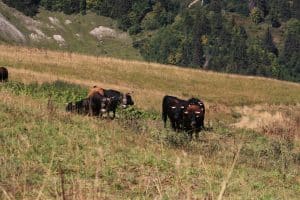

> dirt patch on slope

[
  {"left": 233, "top": 104, "right": 300, "bottom": 139},
  {"left": 234, "top": 105, "right": 283, "bottom": 129}
]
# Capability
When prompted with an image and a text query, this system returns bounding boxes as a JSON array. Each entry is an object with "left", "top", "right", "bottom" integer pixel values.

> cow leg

[
  {"left": 112, "top": 110, "right": 116, "bottom": 119},
  {"left": 171, "top": 121, "right": 176, "bottom": 131},
  {"left": 175, "top": 122, "right": 181, "bottom": 132},
  {"left": 195, "top": 131, "right": 199, "bottom": 140},
  {"left": 88, "top": 98, "right": 93, "bottom": 116},
  {"left": 186, "top": 129, "right": 193, "bottom": 140}
]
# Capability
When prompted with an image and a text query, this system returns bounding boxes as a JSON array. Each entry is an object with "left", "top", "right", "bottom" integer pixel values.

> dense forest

[{"left": 2, "top": 0, "right": 300, "bottom": 82}]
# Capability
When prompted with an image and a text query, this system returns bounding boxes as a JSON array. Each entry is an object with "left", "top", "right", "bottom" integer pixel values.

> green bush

[
  {"left": 0, "top": 80, "right": 87, "bottom": 104},
  {"left": 250, "top": 7, "right": 264, "bottom": 24}
]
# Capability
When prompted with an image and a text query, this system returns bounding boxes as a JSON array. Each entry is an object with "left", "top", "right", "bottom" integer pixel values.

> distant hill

[
  {"left": 0, "top": 0, "right": 299, "bottom": 82},
  {"left": 0, "top": 1, "right": 142, "bottom": 60}
]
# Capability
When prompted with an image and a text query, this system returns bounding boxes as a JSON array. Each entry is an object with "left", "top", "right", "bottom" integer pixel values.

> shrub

[{"left": 250, "top": 7, "right": 264, "bottom": 24}]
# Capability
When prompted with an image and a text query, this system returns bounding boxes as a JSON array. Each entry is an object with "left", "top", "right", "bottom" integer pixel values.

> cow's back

[
  {"left": 104, "top": 89, "right": 122, "bottom": 99},
  {"left": 88, "top": 86, "right": 104, "bottom": 97}
]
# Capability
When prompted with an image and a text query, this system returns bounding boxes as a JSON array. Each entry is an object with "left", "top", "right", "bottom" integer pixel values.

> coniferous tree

[
  {"left": 263, "top": 28, "right": 278, "bottom": 56},
  {"left": 280, "top": 19, "right": 300, "bottom": 81},
  {"left": 80, "top": 0, "right": 86, "bottom": 15},
  {"left": 3, "top": 0, "right": 40, "bottom": 16},
  {"left": 191, "top": 9, "right": 210, "bottom": 67},
  {"left": 229, "top": 25, "right": 248, "bottom": 72},
  {"left": 209, "top": 0, "right": 222, "bottom": 13},
  {"left": 292, "top": 0, "right": 300, "bottom": 19},
  {"left": 40, "top": 0, "right": 52, "bottom": 10},
  {"left": 255, "top": 0, "right": 268, "bottom": 16},
  {"left": 278, "top": 0, "right": 291, "bottom": 21},
  {"left": 269, "top": 10, "right": 281, "bottom": 28}
]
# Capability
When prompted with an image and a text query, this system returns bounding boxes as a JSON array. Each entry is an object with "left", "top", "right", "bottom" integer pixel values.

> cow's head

[
  {"left": 184, "top": 104, "right": 205, "bottom": 129},
  {"left": 121, "top": 92, "right": 134, "bottom": 108},
  {"left": 170, "top": 105, "right": 186, "bottom": 120}
]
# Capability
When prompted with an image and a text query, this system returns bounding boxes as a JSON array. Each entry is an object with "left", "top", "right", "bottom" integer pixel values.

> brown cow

[
  {"left": 88, "top": 85, "right": 104, "bottom": 97},
  {"left": 182, "top": 98, "right": 205, "bottom": 138}
]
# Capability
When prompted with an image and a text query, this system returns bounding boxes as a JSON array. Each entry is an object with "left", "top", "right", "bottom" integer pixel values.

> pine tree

[
  {"left": 191, "top": 10, "right": 210, "bottom": 67},
  {"left": 229, "top": 25, "right": 248, "bottom": 72},
  {"left": 40, "top": 0, "right": 52, "bottom": 10},
  {"left": 283, "top": 32, "right": 299, "bottom": 65},
  {"left": 80, "top": 0, "right": 86, "bottom": 15},
  {"left": 209, "top": 0, "right": 222, "bottom": 13},
  {"left": 3, "top": 0, "right": 41, "bottom": 16},
  {"left": 256, "top": 0, "right": 268, "bottom": 16},
  {"left": 269, "top": 9, "right": 281, "bottom": 28},
  {"left": 292, "top": 0, "right": 300, "bottom": 19},
  {"left": 279, "top": 0, "right": 291, "bottom": 21},
  {"left": 263, "top": 28, "right": 278, "bottom": 56}
]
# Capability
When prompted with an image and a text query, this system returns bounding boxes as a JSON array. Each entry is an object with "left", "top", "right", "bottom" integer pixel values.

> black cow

[
  {"left": 103, "top": 89, "right": 134, "bottom": 119},
  {"left": 0, "top": 67, "right": 8, "bottom": 82},
  {"left": 89, "top": 92, "right": 110, "bottom": 117},
  {"left": 162, "top": 95, "right": 188, "bottom": 131},
  {"left": 182, "top": 98, "right": 205, "bottom": 138},
  {"left": 66, "top": 93, "right": 109, "bottom": 117},
  {"left": 65, "top": 98, "right": 90, "bottom": 115}
]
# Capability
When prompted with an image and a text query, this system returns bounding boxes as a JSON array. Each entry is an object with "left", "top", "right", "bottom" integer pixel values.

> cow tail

[{"left": 162, "top": 97, "right": 167, "bottom": 127}]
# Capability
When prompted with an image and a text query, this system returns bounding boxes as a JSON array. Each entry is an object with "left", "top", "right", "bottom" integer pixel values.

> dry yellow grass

[{"left": 1, "top": 44, "right": 299, "bottom": 113}]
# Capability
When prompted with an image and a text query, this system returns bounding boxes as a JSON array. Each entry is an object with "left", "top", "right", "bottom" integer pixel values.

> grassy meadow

[{"left": 0, "top": 44, "right": 300, "bottom": 199}]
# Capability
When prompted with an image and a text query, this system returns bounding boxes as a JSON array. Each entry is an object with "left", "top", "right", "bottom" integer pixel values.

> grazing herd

[
  {"left": 1, "top": 66, "right": 206, "bottom": 137},
  {"left": 66, "top": 86, "right": 134, "bottom": 119}
]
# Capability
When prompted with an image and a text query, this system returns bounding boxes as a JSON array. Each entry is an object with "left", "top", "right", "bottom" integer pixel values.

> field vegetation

[{"left": 0, "top": 45, "right": 300, "bottom": 199}]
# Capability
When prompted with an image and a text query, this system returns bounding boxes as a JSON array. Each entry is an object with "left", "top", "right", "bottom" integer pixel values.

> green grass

[
  {"left": 0, "top": 80, "right": 87, "bottom": 104},
  {"left": 0, "top": 80, "right": 299, "bottom": 199}
]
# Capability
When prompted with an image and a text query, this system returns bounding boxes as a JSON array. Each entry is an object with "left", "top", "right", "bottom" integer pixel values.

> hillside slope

[
  {"left": 1, "top": 45, "right": 300, "bottom": 199},
  {"left": 0, "top": 1, "right": 142, "bottom": 60}
]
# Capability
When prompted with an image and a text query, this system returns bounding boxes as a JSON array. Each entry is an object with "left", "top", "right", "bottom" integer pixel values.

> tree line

[{"left": 2, "top": 0, "right": 300, "bottom": 82}]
